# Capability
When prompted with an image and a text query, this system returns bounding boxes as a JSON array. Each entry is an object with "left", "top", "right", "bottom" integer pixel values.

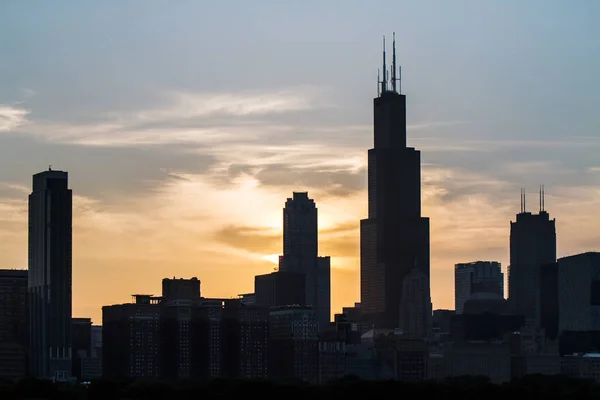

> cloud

[
  {"left": 0, "top": 105, "right": 29, "bottom": 132},
  {"left": 212, "top": 225, "right": 280, "bottom": 254},
  {"left": 133, "top": 86, "right": 328, "bottom": 122},
  {"left": 16, "top": 86, "right": 330, "bottom": 147},
  {"left": 4, "top": 83, "right": 600, "bottom": 321}
]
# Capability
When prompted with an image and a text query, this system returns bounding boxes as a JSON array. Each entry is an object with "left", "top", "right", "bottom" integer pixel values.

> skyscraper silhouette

[
  {"left": 509, "top": 187, "right": 556, "bottom": 326},
  {"left": 360, "top": 35, "right": 431, "bottom": 334},
  {"left": 28, "top": 168, "right": 73, "bottom": 380},
  {"left": 279, "top": 192, "right": 331, "bottom": 330}
]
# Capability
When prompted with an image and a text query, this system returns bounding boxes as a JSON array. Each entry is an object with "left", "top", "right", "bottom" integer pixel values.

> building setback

[
  {"left": 28, "top": 169, "right": 73, "bottom": 380},
  {"left": 360, "top": 35, "right": 431, "bottom": 333}
]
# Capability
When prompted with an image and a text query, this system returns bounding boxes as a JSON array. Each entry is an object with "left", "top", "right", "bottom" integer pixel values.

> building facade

[
  {"left": 0, "top": 269, "right": 28, "bottom": 380},
  {"left": 28, "top": 169, "right": 73, "bottom": 380},
  {"left": 455, "top": 261, "right": 503, "bottom": 314},
  {"left": 268, "top": 306, "right": 319, "bottom": 384},
  {"left": 221, "top": 299, "right": 269, "bottom": 379},
  {"left": 557, "top": 252, "right": 600, "bottom": 333},
  {"left": 254, "top": 270, "right": 306, "bottom": 308}
]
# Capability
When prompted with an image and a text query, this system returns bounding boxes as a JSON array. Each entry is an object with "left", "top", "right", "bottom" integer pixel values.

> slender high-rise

[
  {"left": 360, "top": 34, "right": 431, "bottom": 335},
  {"left": 508, "top": 187, "right": 556, "bottom": 326},
  {"left": 279, "top": 192, "right": 331, "bottom": 331},
  {"left": 28, "top": 168, "right": 73, "bottom": 380}
]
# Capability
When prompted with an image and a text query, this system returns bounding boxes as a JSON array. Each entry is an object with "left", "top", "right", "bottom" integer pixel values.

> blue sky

[{"left": 0, "top": 1, "right": 599, "bottom": 321}]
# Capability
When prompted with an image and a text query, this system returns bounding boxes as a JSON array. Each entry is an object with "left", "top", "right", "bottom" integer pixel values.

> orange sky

[
  {"left": 2, "top": 162, "right": 600, "bottom": 325},
  {"left": 1, "top": 2, "right": 599, "bottom": 325}
]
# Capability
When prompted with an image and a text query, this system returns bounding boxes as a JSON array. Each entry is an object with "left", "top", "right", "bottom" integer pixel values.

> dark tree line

[{"left": 1, "top": 375, "right": 599, "bottom": 399}]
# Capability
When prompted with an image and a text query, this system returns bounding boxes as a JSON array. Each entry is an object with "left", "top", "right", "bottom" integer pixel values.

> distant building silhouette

[
  {"left": 221, "top": 299, "right": 269, "bottom": 379},
  {"left": 28, "top": 168, "right": 73, "bottom": 380},
  {"left": 268, "top": 306, "right": 319, "bottom": 384},
  {"left": 455, "top": 261, "right": 504, "bottom": 314},
  {"left": 0, "top": 269, "right": 28, "bottom": 380},
  {"left": 360, "top": 34, "right": 431, "bottom": 333},
  {"left": 82, "top": 325, "right": 102, "bottom": 380},
  {"left": 539, "top": 262, "right": 559, "bottom": 340},
  {"left": 278, "top": 192, "right": 331, "bottom": 330},
  {"left": 71, "top": 318, "right": 92, "bottom": 380},
  {"left": 556, "top": 252, "right": 600, "bottom": 333},
  {"left": 103, "top": 278, "right": 271, "bottom": 381},
  {"left": 508, "top": 187, "right": 556, "bottom": 325},
  {"left": 162, "top": 277, "right": 201, "bottom": 300},
  {"left": 254, "top": 270, "right": 306, "bottom": 307},
  {"left": 103, "top": 295, "right": 163, "bottom": 380}
]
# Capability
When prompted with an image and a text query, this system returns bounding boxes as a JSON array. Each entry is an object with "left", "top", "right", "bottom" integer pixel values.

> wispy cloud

[
  {"left": 17, "top": 86, "right": 329, "bottom": 147},
  {"left": 133, "top": 86, "right": 327, "bottom": 122},
  {"left": 0, "top": 105, "right": 29, "bottom": 132}
]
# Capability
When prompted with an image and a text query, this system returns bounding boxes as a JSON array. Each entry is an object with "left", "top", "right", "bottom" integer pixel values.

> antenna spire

[
  {"left": 524, "top": 188, "right": 526, "bottom": 212},
  {"left": 392, "top": 32, "right": 397, "bottom": 93},
  {"left": 542, "top": 184, "right": 545, "bottom": 212},
  {"left": 377, "top": 69, "right": 380, "bottom": 96},
  {"left": 381, "top": 36, "right": 387, "bottom": 93},
  {"left": 520, "top": 188, "right": 523, "bottom": 213}
]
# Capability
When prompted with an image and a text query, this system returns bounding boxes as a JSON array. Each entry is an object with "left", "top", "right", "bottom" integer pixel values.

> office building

[
  {"left": 254, "top": 270, "right": 306, "bottom": 307},
  {"left": 221, "top": 299, "right": 269, "bottom": 379},
  {"left": 81, "top": 325, "right": 102, "bottom": 380},
  {"left": 268, "top": 306, "right": 319, "bottom": 384},
  {"left": 162, "top": 277, "right": 201, "bottom": 300},
  {"left": 0, "top": 269, "right": 28, "bottom": 380},
  {"left": 360, "top": 35, "right": 431, "bottom": 332},
  {"left": 508, "top": 187, "right": 556, "bottom": 324},
  {"left": 279, "top": 192, "right": 331, "bottom": 330},
  {"left": 556, "top": 252, "right": 600, "bottom": 333},
  {"left": 28, "top": 168, "right": 73, "bottom": 380},
  {"left": 71, "top": 318, "right": 92, "bottom": 380},
  {"left": 455, "top": 261, "right": 503, "bottom": 314},
  {"left": 102, "top": 295, "right": 162, "bottom": 380}
]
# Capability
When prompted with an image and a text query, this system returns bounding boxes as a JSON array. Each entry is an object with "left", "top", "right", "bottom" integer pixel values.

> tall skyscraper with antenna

[
  {"left": 509, "top": 186, "right": 556, "bottom": 326},
  {"left": 360, "top": 34, "right": 431, "bottom": 336}
]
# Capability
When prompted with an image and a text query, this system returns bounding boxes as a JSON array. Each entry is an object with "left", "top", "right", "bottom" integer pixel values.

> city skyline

[{"left": 1, "top": 1, "right": 600, "bottom": 325}]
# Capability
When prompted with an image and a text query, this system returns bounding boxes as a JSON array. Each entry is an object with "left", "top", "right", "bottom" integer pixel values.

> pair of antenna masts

[
  {"left": 378, "top": 32, "right": 402, "bottom": 96},
  {"left": 521, "top": 185, "right": 546, "bottom": 213}
]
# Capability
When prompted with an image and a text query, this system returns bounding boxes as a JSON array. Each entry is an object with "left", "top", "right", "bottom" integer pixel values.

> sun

[{"left": 261, "top": 254, "right": 280, "bottom": 266}]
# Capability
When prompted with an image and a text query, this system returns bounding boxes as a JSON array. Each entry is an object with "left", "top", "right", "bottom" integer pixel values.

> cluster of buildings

[
  {"left": 430, "top": 203, "right": 600, "bottom": 384},
  {"left": 1, "top": 37, "right": 600, "bottom": 384}
]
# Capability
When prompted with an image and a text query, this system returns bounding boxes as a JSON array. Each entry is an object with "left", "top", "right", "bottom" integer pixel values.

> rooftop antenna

[
  {"left": 523, "top": 188, "right": 526, "bottom": 212},
  {"left": 377, "top": 69, "right": 380, "bottom": 96},
  {"left": 381, "top": 36, "right": 387, "bottom": 93},
  {"left": 398, "top": 64, "right": 402, "bottom": 94},
  {"left": 542, "top": 184, "right": 545, "bottom": 212},
  {"left": 392, "top": 32, "right": 397, "bottom": 93},
  {"left": 539, "top": 185, "right": 542, "bottom": 212},
  {"left": 520, "top": 188, "right": 523, "bottom": 213}
]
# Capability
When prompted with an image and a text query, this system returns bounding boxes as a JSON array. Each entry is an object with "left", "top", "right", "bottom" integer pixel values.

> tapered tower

[{"left": 360, "top": 34, "right": 431, "bottom": 335}]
